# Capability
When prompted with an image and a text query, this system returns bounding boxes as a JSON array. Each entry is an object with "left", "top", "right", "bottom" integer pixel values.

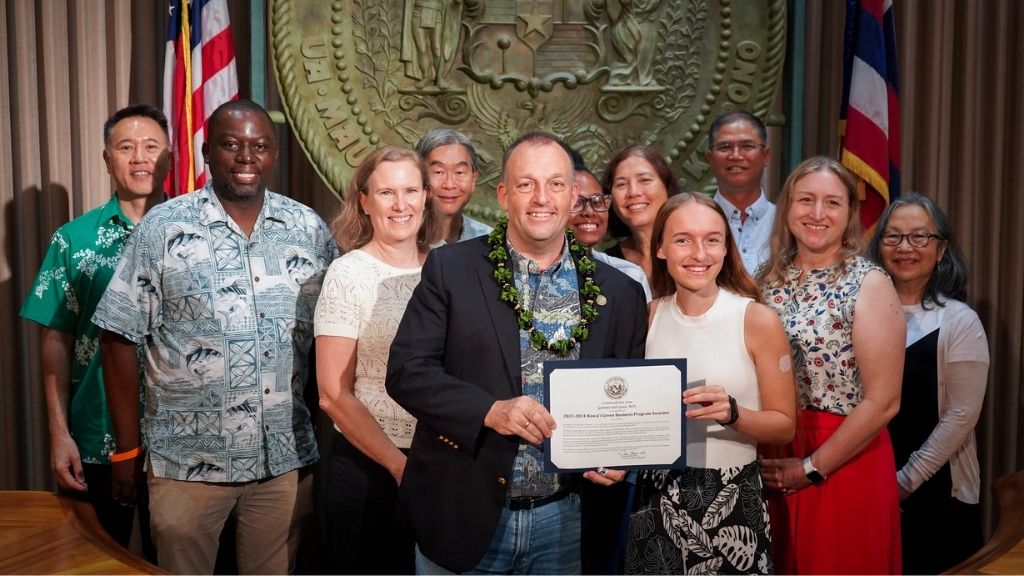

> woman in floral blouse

[{"left": 758, "top": 156, "right": 906, "bottom": 574}]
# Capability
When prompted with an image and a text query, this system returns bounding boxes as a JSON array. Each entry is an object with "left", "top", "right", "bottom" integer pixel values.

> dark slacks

[
  {"left": 80, "top": 462, "right": 157, "bottom": 563},
  {"left": 326, "top": 430, "right": 414, "bottom": 575}
]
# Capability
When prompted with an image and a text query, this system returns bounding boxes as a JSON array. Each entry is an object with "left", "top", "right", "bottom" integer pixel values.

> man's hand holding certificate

[{"left": 542, "top": 359, "right": 687, "bottom": 472}]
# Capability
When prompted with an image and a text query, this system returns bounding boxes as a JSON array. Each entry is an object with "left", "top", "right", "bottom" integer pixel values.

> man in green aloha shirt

[{"left": 20, "top": 104, "right": 169, "bottom": 555}]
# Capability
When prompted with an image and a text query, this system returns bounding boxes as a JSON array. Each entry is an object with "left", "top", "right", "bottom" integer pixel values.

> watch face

[{"left": 806, "top": 469, "right": 825, "bottom": 484}]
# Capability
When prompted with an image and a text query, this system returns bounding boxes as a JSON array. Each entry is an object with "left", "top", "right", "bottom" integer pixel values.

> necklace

[
  {"left": 486, "top": 217, "right": 601, "bottom": 357},
  {"left": 674, "top": 287, "right": 721, "bottom": 317}
]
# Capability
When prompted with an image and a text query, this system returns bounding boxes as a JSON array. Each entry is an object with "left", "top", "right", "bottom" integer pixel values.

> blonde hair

[
  {"left": 759, "top": 156, "right": 863, "bottom": 287},
  {"left": 331, "top": 146, "right": 441, "bottom": 252}
]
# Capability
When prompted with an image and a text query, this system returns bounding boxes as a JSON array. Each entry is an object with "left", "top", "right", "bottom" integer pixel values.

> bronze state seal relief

[{"left": 271, "top": 0, "right": 785, "bottom": 220}]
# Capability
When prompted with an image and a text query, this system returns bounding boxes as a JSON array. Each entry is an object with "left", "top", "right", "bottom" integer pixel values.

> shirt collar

[
  {"left": 714, "top": 189, "right": 771, "bottom": 221},
  {"left": 101, "top": 193, "right": 134, "bottom": 229},
  {"left": 508, "top": 236, "right": 571, "bottom": 276},
  {"left": 194, "top": 184, "right": 286, "bottom": 228}
]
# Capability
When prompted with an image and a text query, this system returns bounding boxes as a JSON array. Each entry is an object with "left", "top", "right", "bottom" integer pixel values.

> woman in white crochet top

[{"left": 313, "top": 146, "right": 440, "bottom": 574}]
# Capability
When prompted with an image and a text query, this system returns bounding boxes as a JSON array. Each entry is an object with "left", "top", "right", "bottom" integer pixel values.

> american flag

[
  {"left": 839, "top": 0, "right": 900, "bottom": 233},
  {"left": 163, "top": 0, "right": 239, "bottom": 196}
]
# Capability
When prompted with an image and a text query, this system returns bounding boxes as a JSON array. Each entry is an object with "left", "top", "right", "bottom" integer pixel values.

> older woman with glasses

[
  {"left": 759, "top": 156, "right": 905, "bottom": 574},
  {"left": 866, "top": 193, "right": 989, "bottom": 574}
]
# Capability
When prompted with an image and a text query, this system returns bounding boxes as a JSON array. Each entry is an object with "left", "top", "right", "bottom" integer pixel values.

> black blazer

[{"left": 386, "top": 236, "right": 648, "bottom": 572}]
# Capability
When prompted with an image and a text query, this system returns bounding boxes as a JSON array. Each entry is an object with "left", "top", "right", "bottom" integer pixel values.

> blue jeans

[{"left": 416, "top": 493, "right": 582, "bottom": 575}]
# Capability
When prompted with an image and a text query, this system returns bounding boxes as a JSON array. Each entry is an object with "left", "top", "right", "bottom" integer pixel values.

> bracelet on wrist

[{"left": 109, "top": 446, "right": 140, "bottom": 463}]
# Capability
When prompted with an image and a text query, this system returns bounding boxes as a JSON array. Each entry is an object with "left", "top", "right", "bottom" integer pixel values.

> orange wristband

[{"left": 109, "top": 447, "right": 140, "bottom": 462}]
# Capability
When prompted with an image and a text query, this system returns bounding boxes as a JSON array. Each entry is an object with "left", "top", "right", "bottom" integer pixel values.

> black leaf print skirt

[{"left": 625, "top": 461, "right": 773, "bottom": 575}]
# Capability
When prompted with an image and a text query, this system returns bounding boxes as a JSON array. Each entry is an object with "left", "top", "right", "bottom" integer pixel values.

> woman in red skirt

[{"left": 758, "top": 157, "right": 906, "bottom": 574}]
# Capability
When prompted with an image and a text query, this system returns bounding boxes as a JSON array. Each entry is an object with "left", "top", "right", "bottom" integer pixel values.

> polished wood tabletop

[{"left": 0, "top": 490, "right": 162, "bottom": 574}]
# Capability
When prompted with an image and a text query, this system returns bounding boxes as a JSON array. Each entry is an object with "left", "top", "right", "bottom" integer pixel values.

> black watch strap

[{"left": 720, "top": 395, "right": 739, "bottom": 426}]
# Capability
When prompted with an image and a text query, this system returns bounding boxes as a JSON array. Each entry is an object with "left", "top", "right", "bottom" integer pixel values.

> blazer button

[{"left": 497, "top": 476, "right": 507, "bottom": 485}]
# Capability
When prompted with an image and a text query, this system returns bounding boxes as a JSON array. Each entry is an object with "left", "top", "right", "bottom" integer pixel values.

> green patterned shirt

[{"left": 20, "top": 195, "right": 136, "bottom": 464}]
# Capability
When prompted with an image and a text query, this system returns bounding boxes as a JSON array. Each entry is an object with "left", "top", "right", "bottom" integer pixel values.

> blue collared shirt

[
  {"left": 714, "top": 190, "right": 776, "bottom": 275},
  {"left": 93, "top": 185, "right": 340, "bottom": 482},
  {"left": 459, "top": 214, "right": 493, "bottom": 241}
]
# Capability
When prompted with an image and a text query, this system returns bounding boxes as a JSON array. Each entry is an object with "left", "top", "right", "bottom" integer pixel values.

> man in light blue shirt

[{"left": 707, "top": 111, "right": 776, "bottom": 275}]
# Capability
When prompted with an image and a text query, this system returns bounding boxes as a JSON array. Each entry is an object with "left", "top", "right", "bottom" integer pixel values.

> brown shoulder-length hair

[
  {"left": 649, "top": 192, "right": 762, "bottom": 302},
  {"left": 331, "top": 146, "right": 441, "bottom": 252},
  {"left": 759, "top": 155, "right": 863, "bottom": 288},
  {"left": 602, "top": 145, "right": 683, "bottom": 240}
]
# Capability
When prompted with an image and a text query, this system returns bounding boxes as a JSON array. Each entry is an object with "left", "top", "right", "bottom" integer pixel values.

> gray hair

[{"left": 415, "top": 128, "right": 479, "bottom": 172}]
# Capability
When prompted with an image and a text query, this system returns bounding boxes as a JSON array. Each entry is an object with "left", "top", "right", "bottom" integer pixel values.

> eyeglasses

[
  {"left": 880, "top": 232, "right": 944, "bottom": 248},
  {"left": 710, "top": 140, "right": 766, "bottom": 155},
  {"left": 571, "top": 194, "right": 613, "bottom": 213}
]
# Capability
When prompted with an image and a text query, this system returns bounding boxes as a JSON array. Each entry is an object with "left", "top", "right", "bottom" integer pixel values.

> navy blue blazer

[{"left": 386, "top": 235, "right": 648, "bottom": 572}]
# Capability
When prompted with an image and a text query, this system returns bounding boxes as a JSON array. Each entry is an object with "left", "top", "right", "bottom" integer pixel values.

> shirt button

[
  {"left": 254, "top": 276, "right": 260, "bottom": 282},
  {"left": 263, "top": 351, "right": 271, "bottom": 357},
  {"left": 264, "top": 388, "right": 270, "bottom": 394},
  {"left": 259, "top": 312, "right": 266, "bottom": 319}
]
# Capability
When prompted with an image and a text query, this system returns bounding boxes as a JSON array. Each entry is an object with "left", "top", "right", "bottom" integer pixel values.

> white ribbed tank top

[{"left": 646, "top": 288, "right": 760, "bottom": 469}]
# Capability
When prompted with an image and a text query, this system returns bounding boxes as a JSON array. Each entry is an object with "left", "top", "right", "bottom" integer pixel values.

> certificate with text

[{"left": 542, "top": 358, "right": 687, "bottom": 472}]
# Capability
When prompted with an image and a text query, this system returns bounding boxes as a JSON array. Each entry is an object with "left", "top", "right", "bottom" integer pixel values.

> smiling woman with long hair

[
  {"left": 314, "top": 146, "right": 440, "bottom": 574},
  {"left": 603, "top": 145, "right": 683, "bottom": 291},
  {"left": 759, "top": 156, "right": 905, "bottom": 574},
  {"left": 627, "top": 193, "right": 795, "bottom": 575}
]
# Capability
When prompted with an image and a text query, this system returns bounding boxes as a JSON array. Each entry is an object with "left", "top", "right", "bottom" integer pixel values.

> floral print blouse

[{"left": 764, "top": 256, "right": 884, "bottom": 415}]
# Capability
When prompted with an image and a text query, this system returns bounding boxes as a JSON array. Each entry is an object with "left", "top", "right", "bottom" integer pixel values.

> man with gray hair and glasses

[{"left": 416, "top": 128, "right": 492, "bottom": 244}]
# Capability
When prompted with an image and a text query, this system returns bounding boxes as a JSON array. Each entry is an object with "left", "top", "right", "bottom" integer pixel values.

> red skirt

[{"left": 767, "top": 409, "right": 901, "bottom": 575}]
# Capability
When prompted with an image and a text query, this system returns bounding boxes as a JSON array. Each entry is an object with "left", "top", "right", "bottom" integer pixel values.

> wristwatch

[
  {"left": 803, "top": 456, "right": 826, "bottom": 484},
  {"left": 719, "top": 396, "right": 739, "bottom": 426}
]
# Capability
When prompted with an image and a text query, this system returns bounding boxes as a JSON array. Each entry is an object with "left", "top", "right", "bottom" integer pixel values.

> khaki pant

[{"left": 148, "top": 469, "right": 298, "bottom": 575}]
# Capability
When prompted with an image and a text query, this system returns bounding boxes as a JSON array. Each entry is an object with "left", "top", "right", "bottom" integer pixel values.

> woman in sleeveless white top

[
  {"left": 625, "top": 193, "right": 795, "bottom": 575},
  {"left": 313, "top": 147, "right": 440, "bottom": 574}
]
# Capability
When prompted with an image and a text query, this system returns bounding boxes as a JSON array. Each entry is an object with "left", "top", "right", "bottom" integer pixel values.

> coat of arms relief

[{"left": 272, "top": 0, "right": 785, "bottom": 219}]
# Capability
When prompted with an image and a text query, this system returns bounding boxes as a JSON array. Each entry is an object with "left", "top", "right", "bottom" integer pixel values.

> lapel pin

[{"left": 596, "top": 295, "right": 607, "bottom": 306}]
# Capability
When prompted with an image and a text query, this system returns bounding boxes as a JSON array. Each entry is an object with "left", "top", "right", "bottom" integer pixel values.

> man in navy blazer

[{"left": 386, "top": 132, "right": 648, "bottom": 573}]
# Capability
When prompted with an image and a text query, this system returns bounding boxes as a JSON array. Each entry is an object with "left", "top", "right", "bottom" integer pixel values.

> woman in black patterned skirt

[{"left": 627, "top": 193, "right": 795, "bottom": 575}]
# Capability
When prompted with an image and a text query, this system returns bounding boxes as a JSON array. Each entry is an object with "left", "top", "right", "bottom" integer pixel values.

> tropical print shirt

[
  {"left": 508, "top": 238, "right": 579, "bottom": 498},
  {"left": 93, "top": 185, "right": 339, "bottom": 482},
  {"left": 21, "top": 195, "right": 137, "bottom": 463}
]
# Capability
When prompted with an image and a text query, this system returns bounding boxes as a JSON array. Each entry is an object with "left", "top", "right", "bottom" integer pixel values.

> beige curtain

[
  {"left": 799, "top": 0, "right": 1024, "bottom": 532},
  {"left": 3, "top": 0, "right": 1021, "bottom": 537}
]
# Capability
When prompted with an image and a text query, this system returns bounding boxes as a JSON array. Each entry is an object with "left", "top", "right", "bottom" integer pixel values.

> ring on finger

[{"left": 598, "top": 467, "right": 609, "bottom": 476}]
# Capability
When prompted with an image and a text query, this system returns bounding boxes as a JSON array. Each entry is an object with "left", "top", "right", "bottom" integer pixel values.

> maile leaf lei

[{"left": 486, "top": 217, "right": 601, "bottom": 357}]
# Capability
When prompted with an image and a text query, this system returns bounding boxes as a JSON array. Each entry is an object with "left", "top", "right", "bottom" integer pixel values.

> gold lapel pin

[{"left": 596, "top": 295, "right": 607, "bottom": 306}]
